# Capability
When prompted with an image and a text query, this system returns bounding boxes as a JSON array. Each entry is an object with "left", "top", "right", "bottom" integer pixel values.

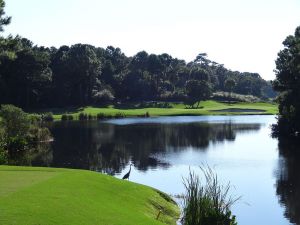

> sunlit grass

[
  {"left": 0, "top": 166, "right": 179, "bottom": 225},
  {"left": 43, "top": 100, "right": 278, "bottom": 120}
]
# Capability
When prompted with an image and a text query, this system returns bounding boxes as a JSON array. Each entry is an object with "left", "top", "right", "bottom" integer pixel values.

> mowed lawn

[
  {"left": 0, "top": 166, "right": 179, "bottom": 225},
  {"left": 44, "top": 100, "right": 278, "bottom": 120}
]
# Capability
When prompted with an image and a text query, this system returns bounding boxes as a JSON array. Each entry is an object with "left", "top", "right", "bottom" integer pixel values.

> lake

[{"left": 30, "top": 115, "right": 299, "bottom": 225}]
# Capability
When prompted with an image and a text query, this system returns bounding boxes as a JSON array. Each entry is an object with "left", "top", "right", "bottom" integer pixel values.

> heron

[{"left": 122, "top": 164, "right": 133, "bottom": 180}]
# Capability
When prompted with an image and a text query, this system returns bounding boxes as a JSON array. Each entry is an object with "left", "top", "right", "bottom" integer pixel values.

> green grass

[
  {"left": 40, "top": 100, "right": 278, "bottom": 120},
  {"left": 0, "top": 166, "right": 179, "bottom": 225}
]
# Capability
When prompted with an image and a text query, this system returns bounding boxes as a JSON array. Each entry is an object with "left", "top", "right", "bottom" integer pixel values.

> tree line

[
  {"left": 0, "top": 0, "right": 275, "bottom": 110},
  {"left": 0, "top": 37, "right": 275, "bottom": 109}
]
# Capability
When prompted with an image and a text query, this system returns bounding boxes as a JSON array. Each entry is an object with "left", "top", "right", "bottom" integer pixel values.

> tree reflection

[
  {"left": 45, "top": 121, "right": 260, "bottom": 174},
  {"left": 8, "top": 142, "right": 53, "bottom": 167},
  {"left": 276, "top": 138, "right": 300, "bottom": 224}
]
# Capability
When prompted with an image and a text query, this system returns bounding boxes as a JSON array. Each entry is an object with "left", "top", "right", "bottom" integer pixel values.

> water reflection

[
  {"left": 8, "top": 142, "right": 53, "bottom": 167},
  {"left": 12, "top": 115, "right": 300, "bottom": 225},
  {"left": 43, "top": 119, "right": 261, "bottom": 175},
  {"left": 276, "top": 138, "right": 300, "bottom": 225}
]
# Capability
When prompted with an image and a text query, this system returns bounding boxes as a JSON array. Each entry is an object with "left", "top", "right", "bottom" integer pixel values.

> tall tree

[
  {"left": 224, "top": 78, "right": 236, "bottom": 98},
  {"left": 0, "top": 0, "right": 10, "bottom": 32},
  {"left": 273, "top": 26, "right": 300, "bottom": 137},
  {"left": 185, "top": 80, "right": 212, "bottom": 108},
  {"left": 51, "top": 44, "right": 101, "bottom": 106},
  {"left": 148, "top": 54, "right": 163, "bottom": 94},
  {"left": 50, "top": 45, "right": 70, "bottom": 106},
  {"left": 0, "top": 37, "right": 52, "bottom": 108},
  {"left": 0, "top": 0, "right": 11, "bottom": 103},
  {"left": 68, "top": 44, "right": 101, "bottom": 105}
]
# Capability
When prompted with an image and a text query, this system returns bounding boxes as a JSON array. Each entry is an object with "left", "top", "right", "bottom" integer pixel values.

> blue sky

[{"left": 3, "top": 0, "right": 300, "bottom": 80}]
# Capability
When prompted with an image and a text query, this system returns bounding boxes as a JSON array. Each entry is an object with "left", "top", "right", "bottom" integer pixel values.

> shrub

[
  {"left": 6, "top": 136, "right": 28, "bottom": 154},
  {"left": 28, "top": 114, "right": 42, "bottom": 124},
  {"left": 0, "top": 104, "right": 31, "bottom": 139},
  {"left": 97, "top": 113, "right": 105, "bottom": 120},
  {"left": 67, "top": 115, "right": 74, "bottom": 120},
  {"left": 0, "top": 128, "right": 7, "bottom": 164},
  {"left": 43, "top": 112, "right": 54, "bottom": 122},
  {"left": 0, "top": 149, "right": 7, "bottom": 164},
  {"left": 0, "top": 104, "right": 53, "bottom": 163},
  {"left": 79, "top": 113, "right": 88, "bottom": 121},
  {"left": 88, "top": 114, "right": 94, "bottom": 120},
  {"left": 182, "top": 166, "right": 239, "bottom": 225},
  {"left": 28, "top": 126, "right": 52, "bottom": 143},
  {"left": 61, "top": 114, "right": 68, "bottom": 121},
  {"left": 61, "top": 114, "right": 74, "bottom": 121},
  {"left": 139, "top": 112, "right": 150, "bottom": 118},
  {"left": 114, "top": 112, "right": 125, "bottom": 118}
]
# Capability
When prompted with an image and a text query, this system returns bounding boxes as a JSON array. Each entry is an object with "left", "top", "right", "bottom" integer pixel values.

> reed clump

[{"left": 182, "top": 166, "right": 240, "bottom": 225}]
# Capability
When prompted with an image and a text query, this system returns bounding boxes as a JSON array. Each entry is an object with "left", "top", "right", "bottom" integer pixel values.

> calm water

[{"left": 30, "top": 115, "right": 300, "bottom": 225}]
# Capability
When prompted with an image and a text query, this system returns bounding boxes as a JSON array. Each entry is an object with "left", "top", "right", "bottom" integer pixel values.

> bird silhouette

[{"left": 122, "top": 164, "right": 133, "bottom": 180}]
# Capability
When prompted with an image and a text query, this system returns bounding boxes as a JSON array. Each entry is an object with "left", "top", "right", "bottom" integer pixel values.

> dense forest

[
  {"left": 0, "top": 37, "right": 275, "bottom": 109},
  {"left": 0, "top": 1, "right": 275, "bottom": 109}
]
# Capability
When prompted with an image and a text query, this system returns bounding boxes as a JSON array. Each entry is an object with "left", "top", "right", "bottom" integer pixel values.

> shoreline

[
  {"left": 50, "top": 112, "right": 276, "bottom": 123},
  {"left": 33, "top": 101, "right": 278, "bottom": 121}
]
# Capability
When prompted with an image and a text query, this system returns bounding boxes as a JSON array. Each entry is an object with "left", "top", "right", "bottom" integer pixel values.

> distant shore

[{"left": 32, "top": 100, "right": 278, "bottom": 121}]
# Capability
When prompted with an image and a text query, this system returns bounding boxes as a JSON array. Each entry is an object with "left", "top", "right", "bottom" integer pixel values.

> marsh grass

[{"left": 182, "top": 166, "right": 240, "bottom": 225}]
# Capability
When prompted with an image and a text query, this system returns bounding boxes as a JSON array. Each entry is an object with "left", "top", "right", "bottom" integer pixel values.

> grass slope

[
  {"left": 0, "top": 166, "right": 179, "bottom": 225},
  {"left": 43, "top": 100, "right": 278, "bottom": 120}
]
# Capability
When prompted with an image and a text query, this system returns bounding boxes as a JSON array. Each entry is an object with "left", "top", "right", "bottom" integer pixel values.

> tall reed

[{"left": 182, "top": 166, "right": 240, "bottom": 225}]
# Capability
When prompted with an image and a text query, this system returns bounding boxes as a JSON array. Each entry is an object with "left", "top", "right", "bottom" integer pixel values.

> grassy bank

[
  {"left": 37, "top": 100, "right": 278, "bottom": 120},
  {"left": 0, "top": 166, "right": 179, "bottom": 225}
]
